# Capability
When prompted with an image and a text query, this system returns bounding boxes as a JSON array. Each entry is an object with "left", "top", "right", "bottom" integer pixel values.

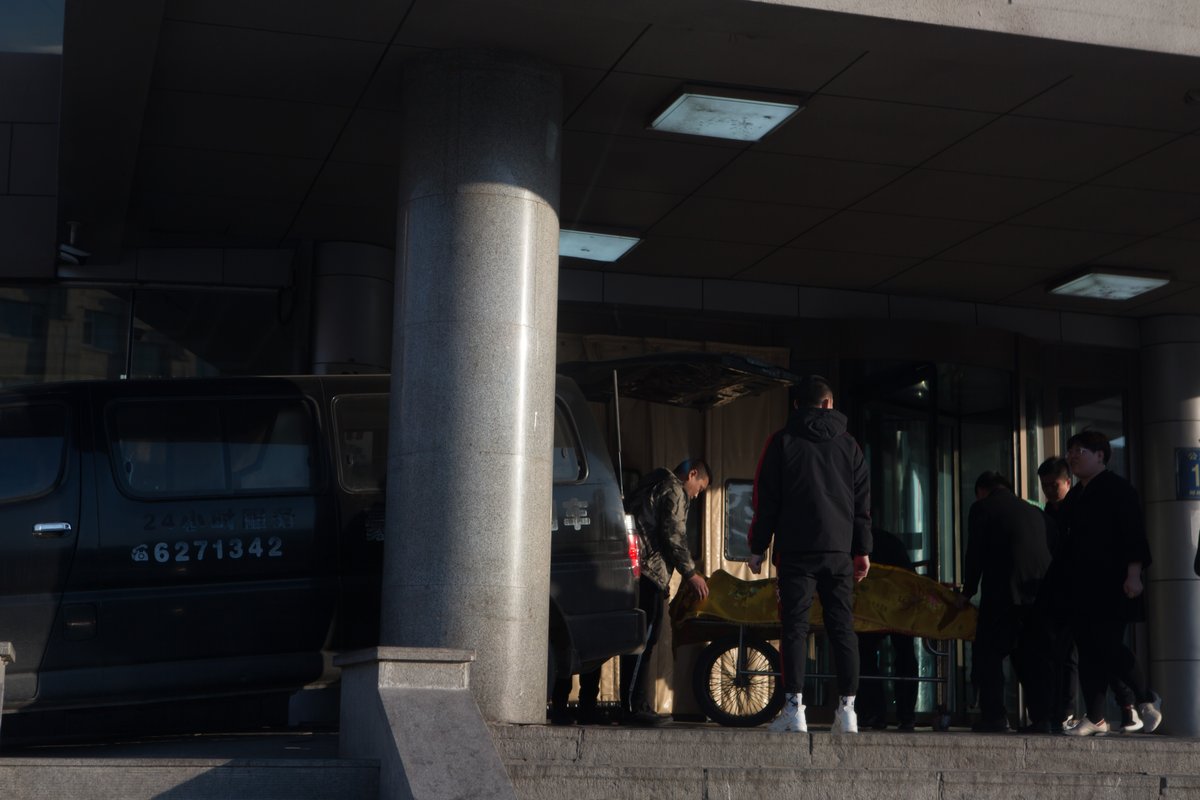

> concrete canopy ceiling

[{"left": 57, "top": 0, "right": 1200, "bottom": 317}]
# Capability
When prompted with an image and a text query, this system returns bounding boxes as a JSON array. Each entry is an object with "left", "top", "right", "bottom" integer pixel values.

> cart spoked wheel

[{"left": 693, "top": 634, "right": 784, "bottom": 727}]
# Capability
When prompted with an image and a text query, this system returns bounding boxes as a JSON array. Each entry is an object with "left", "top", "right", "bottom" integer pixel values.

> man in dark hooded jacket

[{"left": 748, "top": 375, "right": 871, "bottom": 735}]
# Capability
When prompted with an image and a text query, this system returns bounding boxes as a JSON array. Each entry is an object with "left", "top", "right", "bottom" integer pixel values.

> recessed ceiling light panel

[
  {"left": 559, "top": 230, "right": 640, "bottom": 262},
  {"left": 1049, "top": 271, "right": 1169, "bottom": 300},
  {"left": 650, "top": 92, "right": 800, "bottom": 141}
]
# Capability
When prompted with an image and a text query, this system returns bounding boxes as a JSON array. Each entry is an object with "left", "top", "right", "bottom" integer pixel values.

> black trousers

[
  {"left": 777, "top": 552, "right": 859, "bottom": 696},
  {"left": 1070, "top": 614, "right": 1149, "bottom": 723},
  {"left": 620, "top": 576, "right": 665, "bottom": 713},
  {"left": 1045, "top": 616, "right": 1079, "bottom": 721},
  {"left": 857, "top": 631, "right": 917, "bottom": 724},
  {"left": 550, "top": 663, "right": 601, "bottom": 713},
  {"left": 973, "top": 604, "right": 1052, "bottom": 724}
]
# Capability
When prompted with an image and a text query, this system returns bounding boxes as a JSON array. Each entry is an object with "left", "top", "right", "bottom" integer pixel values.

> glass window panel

[
  {"left": 552, "top": 402, "right": 585, "bottom": 483},
  {"left": 1024, "top": 381, "right": 1045, "bottom": 503},
  {"left": 0, "top": 287, "right": 131, "bottom": 387},
  {"left": 333, "top": 394, "right": 389, "bottom": 494},
  {"left": 0, "top": 402, "right": 66, "bottom": 502},
  {"left": 0, "top": 0, "right": 65, "bottom": 53},
  {"left": 111, "top": 401, "right": 225, "bottom": 496},
  {"left": 723, "top": 479, "right": 754, "bottom": 561},
  {"left": 82, "top": 309, "right": 122, "bottom": 353},
  {"left": 227, "top": 400, "right": 316, "bottom": 491}
]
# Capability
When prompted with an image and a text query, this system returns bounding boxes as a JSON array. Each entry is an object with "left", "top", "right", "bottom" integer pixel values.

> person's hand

[
  {"left": 853, "top": 554, "right": 870, "bottom": 582},
  {"left": 952, "top": 589, "right": 971, "bottom": 610},
  {"left": 748, "top": 554, "right": 764, "bottom": 575},
  {"left": 1124, "top": 572, "right": 1144, "bottom": 599},
  {"left": 688, "top": 573, "right": 710, "bottom": 600}
]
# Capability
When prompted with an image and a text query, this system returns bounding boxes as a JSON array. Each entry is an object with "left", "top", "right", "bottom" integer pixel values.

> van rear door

[{"left": 0, "top": 396, "right": 80, "bottom": 707}]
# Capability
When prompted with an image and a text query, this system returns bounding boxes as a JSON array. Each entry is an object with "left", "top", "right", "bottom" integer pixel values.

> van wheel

[{"left": 693, "top": 634, "right": 783, "bottom": 727}]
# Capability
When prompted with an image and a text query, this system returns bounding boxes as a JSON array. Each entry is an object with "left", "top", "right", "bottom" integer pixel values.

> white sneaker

[
  {"left": 1064, "top": 718, "right": 1109, "bottom": 737},
  {"left": 1119, "top": 706, "right": 1143, "bottom": 733},
  {"left": 1138, "top": 692, "right": 1163, "bottom": 733},
  {"left": 1062, "top": 714, "right": 1080, "bottom": 732},
  {"left": 833, "top": 696, "right": 858, "bottom": 735},
  {"left": 768, "top": 693, "right": 807, "bottom": 732}
]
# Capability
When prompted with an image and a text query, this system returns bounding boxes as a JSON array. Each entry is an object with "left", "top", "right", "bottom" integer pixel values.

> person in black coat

[
  {"left": 1060, "top": 430, "right": 1162, "bottom": 736},
  {"left": 748, "top": 375, "right": 871, "bottom": 735},
  {"left": 960, "top": 471, "right": 1053, "bottom": 732},
  {"left": 1037, "top": 456, "right": 1080, "bottom": 728}
]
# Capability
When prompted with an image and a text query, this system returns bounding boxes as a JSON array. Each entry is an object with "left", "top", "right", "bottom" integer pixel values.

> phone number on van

[{"left": 131, "top": 537, "right": 284, "bottom": 564}]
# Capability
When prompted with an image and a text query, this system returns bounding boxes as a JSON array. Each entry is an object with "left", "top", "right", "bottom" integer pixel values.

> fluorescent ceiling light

[
  {"left": 650, "top": 92, "right": 800, "bottom": 141},
  {"left": 559, "top": 230, "right": 640, "bottom": 262},
  {"left": 1049, "top": 271, "right": 1169, "bottom": 301}
]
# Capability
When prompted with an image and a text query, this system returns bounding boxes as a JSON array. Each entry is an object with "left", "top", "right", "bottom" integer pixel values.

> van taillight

[{"left": 624, "top": 513, "right": 640, "bottom": 579}]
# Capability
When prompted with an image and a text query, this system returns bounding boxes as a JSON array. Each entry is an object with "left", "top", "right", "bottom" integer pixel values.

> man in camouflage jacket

[{"left": 619, "top": 459, "right": 711, "bottom": 724}]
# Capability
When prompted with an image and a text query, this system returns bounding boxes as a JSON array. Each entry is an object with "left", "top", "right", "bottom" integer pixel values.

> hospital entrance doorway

[{"left": 846, "top": 360, "right": 1013, "bottom": 726}]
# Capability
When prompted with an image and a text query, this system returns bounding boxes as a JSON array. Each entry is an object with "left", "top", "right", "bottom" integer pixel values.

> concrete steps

[
  {"left": 0, "top": 734, "right": 377, "bottom": 800},
  {"left": 493, "top": 724, "right": 1200, "bottom": 800},
  {"left": 4, "top": 723, "right": 1197, "bottom": 799},
  {"left": 0, "top": 758, "right": 378, "bottom": 800}
]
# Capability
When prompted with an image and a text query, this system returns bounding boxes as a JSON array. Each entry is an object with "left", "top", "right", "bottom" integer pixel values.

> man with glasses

[{"left": 1059, "top": 431, "right": 1162, "bottom": 736}]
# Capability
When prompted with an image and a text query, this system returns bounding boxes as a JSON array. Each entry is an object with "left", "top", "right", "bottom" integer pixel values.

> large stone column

[
  {"left": 382, "top": 51, "right": 561, "bottom": 723},
  {"left": 311, "top": 241, "right": 394, "bottom": 374},
  {"left": 1141, "top": 315, "right": 1200, "bottom": 736}
]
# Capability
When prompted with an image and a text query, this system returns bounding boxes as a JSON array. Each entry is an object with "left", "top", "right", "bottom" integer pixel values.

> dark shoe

[
  {"left": 897, "top": 719, "right": 917, "bottom": 732},
  {"left": 859, "top": 713, "right": 888, "bottom": 731},
  {"left": 549, "top": 707, "right": 574, "bottom": 726},
  {"left": 972, "top": 718, "right": 1010, "bottom": 733},
  {"left": 622, "top": 709, "right": 667, "bottom": 727}
]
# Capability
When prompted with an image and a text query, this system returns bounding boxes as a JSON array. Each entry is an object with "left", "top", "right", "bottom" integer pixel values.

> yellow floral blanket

[{"left": 670, "top": 564, "right": 977, "bottom": 646}]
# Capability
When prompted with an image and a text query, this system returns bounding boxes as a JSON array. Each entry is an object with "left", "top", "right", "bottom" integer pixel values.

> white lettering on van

[
  {"left": 130, "top": 537, "right": 285, "bottom": 563},
  {"left": 562, "top": 498, "right": 591, "bottom": 531},
  {"left": 550, "top": 508, "right": 559, "bottom": 532}
]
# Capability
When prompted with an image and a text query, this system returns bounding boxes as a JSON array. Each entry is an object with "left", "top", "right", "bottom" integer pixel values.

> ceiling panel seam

[
  {"left": 281, "top": 4, "right": 417, "bottom": 244},
  {"left": 987, "top": 126, "right": 1200, "bottom": 295},
  {"left": 563, "top": 24, "right": 652, "bottom": 125}
]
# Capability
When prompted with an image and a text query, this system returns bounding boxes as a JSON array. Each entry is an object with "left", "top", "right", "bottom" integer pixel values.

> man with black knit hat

[{"left": 748, "top": 375, "right": 871, "bottom": 735}]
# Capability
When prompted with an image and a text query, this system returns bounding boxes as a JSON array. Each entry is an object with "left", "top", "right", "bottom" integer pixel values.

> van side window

[
  {"left": 110, "top": 399, "right": 315, "bottom": 497},
  {"left": 0, "top": 402, "right": 67, "bottom": 503},
  {"left": 552, "top": 402, "right": 585, "bottom": 483},
  {"left": 228, "top": 401, "right": 314, "bottom": 491},
  {"left": 333, "top": 394, "right": 388, "bottom": 494}
]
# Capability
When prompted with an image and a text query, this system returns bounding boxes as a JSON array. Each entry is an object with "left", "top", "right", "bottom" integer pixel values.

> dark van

[{"left": 0, "top": 374, "right": 642, "bottom": 716}]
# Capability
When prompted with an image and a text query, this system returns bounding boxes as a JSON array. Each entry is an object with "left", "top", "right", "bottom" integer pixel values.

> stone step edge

[
  {"left": 0, "top": 757, "right": 377, "bottom": 768},
  {"left": 505, "top": 763, "right": 1200, "bottom": 785}
]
